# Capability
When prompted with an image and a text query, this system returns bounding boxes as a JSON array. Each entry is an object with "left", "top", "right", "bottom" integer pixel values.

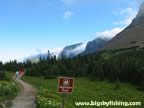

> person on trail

[
  {"left": 16, "top": 71, "right": 19, "bottom": 78},
  {"left": 19, "top": 71, "right": 22, "bottom": 79},
  {"left": 20, "top": 68, "right": 24, "bottom": 76}
]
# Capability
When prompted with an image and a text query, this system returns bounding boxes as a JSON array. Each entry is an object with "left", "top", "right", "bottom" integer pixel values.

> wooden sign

[{"left": 58, "top": 77, "right": 74, "bottom": 94}]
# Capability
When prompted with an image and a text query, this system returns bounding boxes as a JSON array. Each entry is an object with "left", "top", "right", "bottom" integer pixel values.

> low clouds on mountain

[
  {"left": 95, "top": 27, "right": 124, "bottom": 40},
  {"left": 63, "top": 43, "right": 86, "bottom": 57}
]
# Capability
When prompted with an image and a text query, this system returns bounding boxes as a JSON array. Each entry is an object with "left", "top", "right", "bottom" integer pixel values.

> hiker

[
  {"left": 16, "top": 71, "right": 19, "bottom": 78},
  {"left": 20, "top": 69, "right": 24, "bottom": 75},
  {"left": 19, "top": 71, "right": 22, "bottom": 79}
]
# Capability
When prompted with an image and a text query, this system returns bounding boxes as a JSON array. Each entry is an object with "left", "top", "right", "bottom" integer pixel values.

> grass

[{"left": 23, "top": 76, "right": 144, "bottom": 108}]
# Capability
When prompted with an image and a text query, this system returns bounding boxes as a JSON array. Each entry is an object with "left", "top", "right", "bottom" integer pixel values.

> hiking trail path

[{"left": 11, "top": 77, "right": 37, "bottom": 108}]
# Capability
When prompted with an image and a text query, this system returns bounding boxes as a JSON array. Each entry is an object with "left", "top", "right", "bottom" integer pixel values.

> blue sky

[{"left": 0, "top": 0, "right": 143, "bottom": 62}]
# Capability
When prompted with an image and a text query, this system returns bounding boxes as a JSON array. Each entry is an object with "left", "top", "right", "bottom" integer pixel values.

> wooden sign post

[{"left": 58, "top": 77, "right": 74, "bottom": 108}]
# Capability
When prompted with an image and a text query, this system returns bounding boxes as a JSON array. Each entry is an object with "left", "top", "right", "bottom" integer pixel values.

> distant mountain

[
  {"left": 103, "top": 2, "right": 144, "bottom": 50},
  {"left": 26, "top": 38, "right": 109, "bottom": 61},
  {"left": 25, "top": 49, "right": 62, "bottom": 62},
  {"left": 29, "top": 53, "right": 48, "bottom": 60},
  {"left": 25, "top": 43, "right": 86, "bottom": 61},
  {"left": 58, "top": 43, "right": 86, "bottom": 58},
  {"left": 81, "top": 38, "right": 108, "bottom": 55},
  {"left": 26, "top": 37, "right": 110, "bottom": 61},
  {"left": 26, "top": 58, "right": 40, "bottom": 63}
]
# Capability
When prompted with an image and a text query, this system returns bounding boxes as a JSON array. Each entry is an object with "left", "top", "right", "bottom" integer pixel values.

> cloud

[
  {"left": 120, "top": 8, "right": 136, "bottom": 15},
  {"left": 0, "top": 48, "right": 63, "bottom": 63},
  {"left": 114, "top": 18, "right": 133, "bottom": 25},
  {"left": 113, "top": 8, "right": 137, "bottom": 25},
  {"left": 49, "top": 48, "right": 63, "bottom": 57},
  {"left": 0, "top": 48, "right": 41, "bottom": 63},
  {"left": 64, "top": 11, "right": 72, "bottom": 19},
  {"left": 137, "top": 0, "right": 144, "bottom": 5},
  {"left": 0, "top": 55, "right": 25, "bottom": 63},
  {"left": 50, "top": 48, "right": 63, "bottom": 53},
  {"left": 95, "top": 27, "right": 124, "bottom": 39},
  {"left": 64, "top": 43, "right": 86, "bottom": 57},
  {"left": 72, "top": 43, "right": 86, "bottom": 54},
  {"left": 34, "top": 48, "right": 63, "bottom": 58},
  {"left": 61, "top": 0, "right": 75, "bottom": 5}
]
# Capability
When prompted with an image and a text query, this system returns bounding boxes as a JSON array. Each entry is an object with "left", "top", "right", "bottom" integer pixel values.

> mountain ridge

[
  {"left": 102, "top": 2, "right": 144, "bottom": 50},
  {"left": 81, "top": 38, "right": 108, "bottom": 55},
  {"left": 58, "top": 43, "right": 86, "bottom": 58}
]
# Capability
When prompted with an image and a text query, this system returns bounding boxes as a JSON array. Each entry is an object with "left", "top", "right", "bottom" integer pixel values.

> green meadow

[{"left": 23, "top": 76, "right": 144, "bottom": 108}]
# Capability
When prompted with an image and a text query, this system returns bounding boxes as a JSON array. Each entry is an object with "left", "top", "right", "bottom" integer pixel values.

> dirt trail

[{"left": 11, "top": 77, "right": 37, "bottom": 108}]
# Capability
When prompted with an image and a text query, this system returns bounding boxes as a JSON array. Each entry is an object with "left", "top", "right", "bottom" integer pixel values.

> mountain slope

[
  {"left": 129, "top": 2, "right": 144, "bottom": 28},
  {"left": 59, "top": 43, "right": 86, "bottom": 58},
  {"left": 81, "top": 38, "right": 108, "bottom": 55},
  {"left": 103, "top": 2, "right": 144, "bottom": 50}
]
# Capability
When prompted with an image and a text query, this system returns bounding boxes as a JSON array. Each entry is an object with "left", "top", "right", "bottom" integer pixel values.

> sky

[{"left": 0, "top": 0, "right": 143, "bottom": 62}]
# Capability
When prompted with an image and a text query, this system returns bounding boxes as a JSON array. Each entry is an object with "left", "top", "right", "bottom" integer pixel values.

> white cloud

[
  {"left": 0, "top": 48, "right": 63, "bottom": 63},
  {"left": 114, "top": 8, "right": 137, "bottom": 25},
  {"left": 62, "top": 0, "right": 75, "bottom": 5},
  {"left": 120, "top": 8, "right": 136, "bottom": 15},
  {"left": 114, "top": 17, "right": 133, "bottom": 25},
  {"left": 64, "top": 43, "right": 86, "bottom": 57},
  {"left": 0, "top": 55, "right": 25, "bottom": 63},
  {"left": 72, "top": 43, "right": 86, "bottom": 54},
  {"left": 64, "top": 11, "right": 72, "bottom": 19},
  {"left": 0, "top": 48, "right": 40, "bottom": 63},
  {"left": 95, "top": 27, "right": 124, "bottom": 39},
  {"left": 50, "top": 48, "right": 63, "bottom": 53},
  {"left": 33, "top": 48, "right": 63, "bottom": 58},
  {"left": 35, "top": 48, "right": 62, "bottom": 56},
  {"left": 50, "top": 48, "right": 63, "bottom": 57}
]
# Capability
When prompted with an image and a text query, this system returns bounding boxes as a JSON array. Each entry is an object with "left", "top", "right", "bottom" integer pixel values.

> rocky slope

[{"left": 103, "top": 2, "right": 144, "bottom": 50}]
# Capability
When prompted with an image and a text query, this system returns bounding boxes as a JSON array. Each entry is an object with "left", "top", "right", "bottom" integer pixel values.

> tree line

[
  {"left": 25, "top": 48, "right": 144, "bottom": 85},
  {"left": 1, "top": 48, "right": 144, "bottom": 85}
]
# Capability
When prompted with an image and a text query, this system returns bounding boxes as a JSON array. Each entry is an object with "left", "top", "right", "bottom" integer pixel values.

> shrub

[
  {"left": 36, "top": 89, "right": 61, "bottom": 108},
  {"left": 0, "top": 71, "right": 7, "bottom": 80},
  {"left": 0, "top": 81, "right": 18, "bottom": 98}
]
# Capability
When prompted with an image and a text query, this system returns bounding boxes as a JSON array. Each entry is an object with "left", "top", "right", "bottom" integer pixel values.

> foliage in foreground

[
  {"left": 0, "top": 81, "right": 18, "bottom": 102},
  {"left": 36, "top": 89, "right": 61, "bottom": 108},
  {"left": 0, "top": 71, "right": 9, "bottom": 81}
]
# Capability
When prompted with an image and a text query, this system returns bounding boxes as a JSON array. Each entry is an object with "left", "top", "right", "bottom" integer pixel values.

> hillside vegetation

[{"left": 25, "top": 47, "right": 144, "bottom": 86}]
